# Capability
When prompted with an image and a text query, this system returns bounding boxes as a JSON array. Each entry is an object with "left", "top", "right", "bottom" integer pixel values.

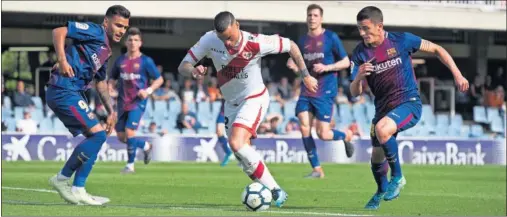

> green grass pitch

[{"left": 1, "top": 161, "right": 505, "bottom": 216}]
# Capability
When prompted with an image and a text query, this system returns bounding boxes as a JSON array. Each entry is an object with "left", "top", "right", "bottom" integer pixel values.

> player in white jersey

[{"left": 178, "top": 11, "right": 318, "bottom": 208}]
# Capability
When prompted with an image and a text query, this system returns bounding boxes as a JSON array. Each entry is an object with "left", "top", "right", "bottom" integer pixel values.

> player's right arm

[
  {"left": 178, "top": 33, "right": 210, "bottom": 79},
  {"left": 349, "top": 49, "right": 374, "bottom": 97},
  {"left": 52, "top": 26, "right": 74, "bottom": 77}
]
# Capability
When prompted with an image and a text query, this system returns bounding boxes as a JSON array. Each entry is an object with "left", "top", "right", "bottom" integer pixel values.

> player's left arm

[
  {"left": 407, "top": 33, "right": 469, "bottom": 92},
  {"left": 314, "top": 33, "right": 350, "bottom": 73},
  {"left": 139, "top": 57, "right": 164, "bottom": 99}
]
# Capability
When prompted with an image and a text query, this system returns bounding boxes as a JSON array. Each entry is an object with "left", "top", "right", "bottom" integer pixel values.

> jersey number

[
  {"left": 224, "top": 117, "right": 229, "bottom": 129},
  {"left": 78, "top": 100, "right": 90, "bottom": 112}
]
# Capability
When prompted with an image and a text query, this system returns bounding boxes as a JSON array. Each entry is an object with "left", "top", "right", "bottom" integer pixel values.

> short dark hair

[
  {"left": 356, "top": 6, "right": 383, "bottom": 23},
  {"left": 105, "top": 5, "right": 131, "bottom": 19},
  {"left": 127, "top": 27, "right": 142, "bottom": 38},
  {"left": 214, "top": 11, "right": 235, "bottom": 33},
  {"left": 307, "top": 4, "right": 323, "bottom": 16}
]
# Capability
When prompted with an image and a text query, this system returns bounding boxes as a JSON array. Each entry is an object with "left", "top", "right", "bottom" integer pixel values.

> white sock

[
  {"left": 57, "top": 172, "right": 70, "bottom": 181},
  {"left": 126, "top": 163, "right": 134, "bottom": 170},
  {"left": 143, "top": 142, "right": 150, "bottom": 151},
  {"left": 236, "top": 145, "right": 280, "bottom": 190},
  {"left": 71, "top": 186, "right": 85, "bottom": 193}
]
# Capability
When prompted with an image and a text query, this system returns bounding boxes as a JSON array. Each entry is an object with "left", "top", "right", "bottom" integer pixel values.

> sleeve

[
  {"left": 110, "top": 58, "right": 121, "bottom": 80},
  {"left": 349, "top": 47, "right": 364, "bottom": 81},
  {"left": 66, "top": 21, "right": 103, "bottom": 42},
  {"left": 94, "top": 59, "right": 109, "bottom": 81},
  {"left": 182, "top": 33, "right": 210, "bottom": 65},
  {"left": 144, "top": 57, "right": 161, "bottom": 80},
  {"left": 331, "top": 32, "right": 348, "bottom": 61},
  {"left": 403, "top": 32, "right": 422, "bottom": 54},
  {"left": 258, "top": 34, "right": 291, "bottom": 57}
]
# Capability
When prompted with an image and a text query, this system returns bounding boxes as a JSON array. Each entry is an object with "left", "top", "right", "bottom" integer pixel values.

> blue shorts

[
  {"left": 46, "top": 86, "right": 100, "bottom": 137},
  {"left": 370, "top": 100, "right": 422, "bottom": 147},
  {"left": 295, "top": 96, "right": 334, "bottom": 122},
  {"left": 216, "top": 112, "right": 225, "bottom": 124},
  {"left": 115, "top": 107, "right": 144, "bottom": 132}
]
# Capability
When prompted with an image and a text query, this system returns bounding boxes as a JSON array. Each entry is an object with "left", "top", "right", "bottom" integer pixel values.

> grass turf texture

[{"left": 1, "top": 161, "right": 505, "bottom": 216}]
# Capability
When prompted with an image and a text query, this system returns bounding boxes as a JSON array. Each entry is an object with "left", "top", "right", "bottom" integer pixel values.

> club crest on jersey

[
  {"left": 121, "top": 64, "right": 126, "bottom": 68},
  {"left": 134, "top": 63, "right": 140, "bottom": 69},
  {"left": 387, "top": 48, "right": 397, "bottom": 58},
  {"left": 317, "top": 41, "right": 323, "bottom": 47},
  {"left": 242, "top": 51, "right": 253, "bottom": 59}
]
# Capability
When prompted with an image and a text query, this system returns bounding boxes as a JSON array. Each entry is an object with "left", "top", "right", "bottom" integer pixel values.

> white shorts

[{"left": 224, "top": 87, "right": 269, "bottom": 138}]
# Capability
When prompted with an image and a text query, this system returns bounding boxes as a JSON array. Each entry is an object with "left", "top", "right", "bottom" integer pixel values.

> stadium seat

[
  {"left": 188, "top": 102, "right": 197, "bottom": 113},
  {"left": 490, "top": 118, "right": 505, "bottom": 134},
  {"left": 52, "top": 118, "right": 67, "bottom": 134},
  {"left": 2, "top": 109, "right": 12, "bottom": 120},
  {"left": 268, "top": 101, "right": 282, "bottom": 115},
  {"left": 470, "top": 124, "right": 484, "bottom": 138},
  {"left": 211, "top": 101, "right": 222, "bottom": 115},
  {"left": 448, "top": 124, "right": 461, "bottom": 137},
  {"left": 434, "top": 125, "right": 448, "bottom": 137},
  {"left": 2, "top": 96, "right": 12, "bottom": 110},
  {"left": 31, "top": 96, "right": 43, "bottom": 109},
  {"left": 4, "top": 118, "right": 16, "bottom": 132},
  {"left": 338, "top": 104, "right": 352, "bottom": 121},
  {"left": 436, "top": 114, "right": 449, "bottom": 127},
  {"left": 144, "top": 98, "right": 154, "bottom": 119},
  {"left": 421, "top": 105, "right": 435, "bottom": 126},
  {"left": 197, "top": 101, "right": 212, "bottom": 117},
  {"left": 460, "top": 125, "right": 471, "bottom": 138},
  {"left": 450, "top": 114, "right": 463, "bottom": 127},
  {"left": 14, "top": 107, "right": 24, "bottom": 120},
  {"left": 283, "top": 100, "right": 297, "bottom": 119},
  {"left": 38, "top": 118, "right": 53, "bottom": 133},
  {"left": 352, "top": 103, "right": 366, "bottom": 123},
  {"left": 365, "top": 102, "right": 375, "bottom": 121},
  {"left": 486, "top": 107, "right": 500, "bottom": 123},
  {"left": 169, "top": 100, "right": 182, "bottom": 114},
  {"left": 32, "top": 109, "right": 44, "bottom": 124},
  {"left": 473, "top": 106, "right": 488, "bottom": 123},
  {"left": 154, "top": 101, "right": 168, "bottom": 113},
  {"left": 182, "top": 128, "right": 195, "bottom": 135}
]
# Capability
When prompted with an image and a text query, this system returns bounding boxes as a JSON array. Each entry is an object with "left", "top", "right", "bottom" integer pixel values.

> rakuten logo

[{"left": 374, "top": 57, "right": 402, "bottom": 74}]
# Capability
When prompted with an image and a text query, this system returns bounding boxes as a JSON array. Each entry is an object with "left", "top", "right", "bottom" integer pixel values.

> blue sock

[
  {"left": 302, "top": 136, "right": 320, "bottom": 168},
  {"left": 382, "top": 136, "right": 402, "bottom": 178},
  {"left": 60, "top": 131, "right": 107, "bottom": 179},
  {"left": 332, "top": 130, "right": 346, "bottom": 141},
  {"left": 218, "top": 136, "right": 231, "bottom": 155},
  {"left": 127, "top": 138, "right": 145, "bottom": 164},
  {"left": 73, "top": 154, "right": 97, "bottom": 187},
  {"left": 371, "top": 160, "right": 389, "bottom": 193}
]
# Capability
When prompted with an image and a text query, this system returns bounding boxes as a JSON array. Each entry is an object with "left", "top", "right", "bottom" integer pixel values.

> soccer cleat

[
  {"left": 120, "top": 167, "right": 135, "bottom": 174},
  {"left": 72, "top": 188, "right": 103, "bottom": 205},
  {"left": 384, "top": 176, "right": 406, "bottom": 201},
  {"left": 343, "top": 140, "right": 355, "bottom": 158},
  {"left": 304, "top": 171, "right": 324, "bottom": 179},
  {"left": 49, "top": 175, "right": 79, "bottom": 204},
  {"left": 220, "top": 152, "right": 233, "bottom": 167},
  {"left": 143, "top": 142, "right": 153, "bottom": 165},
  {"left": 364, "top": 192, "right": 386, "bottom": 210},
  {"left": 272, "top": 188, "right": 288, "bottom": 208}
]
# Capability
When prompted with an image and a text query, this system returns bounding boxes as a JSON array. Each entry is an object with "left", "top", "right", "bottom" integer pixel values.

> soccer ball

[{"left": 241, "top": 182, "right": 272, "bottom": 211}]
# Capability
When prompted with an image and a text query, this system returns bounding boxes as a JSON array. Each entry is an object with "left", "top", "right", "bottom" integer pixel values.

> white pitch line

[{"left": 2, "top": 186, "right": 372, "bottom": 216}]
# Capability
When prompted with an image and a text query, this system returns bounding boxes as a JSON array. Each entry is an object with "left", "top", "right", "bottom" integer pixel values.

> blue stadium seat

[
  {"left": 169, "top": 100, "right": 182, "bottom": 114},
  {"left": 211, "top": 101, "right": 222, "bottom": 116},
  {"left": 338, "top": 105, "right": 352, "bottom": 122},
  {"left": 486, "top": 107, "right": 500, "bottom": 123},
  {"left": 2, "top": 109, "right": 12, "bottom": 120},
  {"left": 473, "top": 106, "right": 488, "bottom": 123},
  {"left": 450, "top": 114, "right": 463, "bottom": 127},
  {"left": 2, "top": 96, "right": 12, "bottom": 110},
  {"left": 197, "top": 101, "right": 211, "bottom": 116},
  {"left": 4, "top": 118, "right": 16, "bottom": 132},
  {"left": 53, "top": 118, "right": 68, "bottom": 134},
  {"left": 33, "top": 109, "right": 44, "bottom": 124},
  {"left": 490, "top": 118, "right": 505, "bottom": 134},
  {"left": 154, "top": 101, "right": 168, "bottom": 113},
  {"left": 436, "top": 114, "right": 449, "bottom": 127},
  {"left": 365, "top": 102, "right": 375, "bottom": 121},
  {"left": 31, "top": 96, "right": 43, "bottom": 109},
  {"left": 283, "top": 100, "right": 297, "bottom": 119},
  {"left": 144, "top": 98, "right": 154, "bottom": 119},
  {"left": 421, "top": 105, "right": 435, "bottom": 126},
  {"left": 188, "top": 102, "right": 197, "bottom": 113},
  {"left": 434, "top": 125, "right": 448, "bottom": 137},
  {"left": 460, "top": 125, "right": 471, "bottom": 138},
  {"left": 38, "top": 118, "right": 53, "bottom": 133},
  {"left": 352, "top": 103, "right": 366, "bottom": 123},
  {"left": 268, "top": 101, "right": 282, "bottom": 115},
  {"left": 448, "top": 124, "right": 461, "bottom": 137},
  {"left": 14, "top": 107, "right": 24, "bottom": 120},
  {"left": 470, "top": 124, "right": 484, "bottom": 138}
]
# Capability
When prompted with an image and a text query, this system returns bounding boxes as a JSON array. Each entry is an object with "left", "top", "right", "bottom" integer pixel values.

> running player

[
  {"left": 287, "top": 4, "right": 355, "bottom": 179},
  {"left": 47, "top": 5, "right": 130, "bottom": 205},
  {"left": 178, "top": 11, "right": 318, "bottom": 208},
  {"left": 109, "top": 27, "right": 163, "bottom": 174},
  {"left": 350, "top": 6, "right": 469, "bottom": 210}
]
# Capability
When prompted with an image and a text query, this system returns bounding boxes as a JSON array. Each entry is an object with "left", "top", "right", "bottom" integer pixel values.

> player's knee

[
  {"left": 316, "top": 130, "right": 328, "bottom": 140},
  {"left": 375, "top": 124, "right": 392, "bottom": 144},
  {"left": 228, "top": 138, "right": 243, "bottom": 152},
  {"left": 299, "top": 123, "right": 311, "bottom": 135}
]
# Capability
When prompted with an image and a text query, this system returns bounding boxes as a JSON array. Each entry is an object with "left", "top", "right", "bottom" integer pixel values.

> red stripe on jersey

[
  {"left": 278, "top": 36, "right": 283, "bottom": 53},
  {"left": 217, "top": 41, "right": 260, "bottom": 87},
  {"left": 244, "top": 87, "right": 267, "bottom": 100},
  {"left": 188, "top": 50, "right": 198, "bottom": 62}
]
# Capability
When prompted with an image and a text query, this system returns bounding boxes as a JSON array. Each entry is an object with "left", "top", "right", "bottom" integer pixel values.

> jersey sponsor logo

[
  {"left": 120, "top": 73, "right": 141, "bottom": 80},
  {"left": 75, "top": 22, "right": 89, "bottom": 30},
  {"left": 211, "top": 48, "right": 225, "bottom": 54},
  {"left": 220, "top": 65, "right": 249, "bottom": 80},
  {"left": 91, "top": 53, "right": 102, "bottom": 71},
  {"left": 374, "top": 57, "right": 402, "bottom": 74},
  {"left": 303, "top": 52, "right": 324, "bottom": 61}
]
